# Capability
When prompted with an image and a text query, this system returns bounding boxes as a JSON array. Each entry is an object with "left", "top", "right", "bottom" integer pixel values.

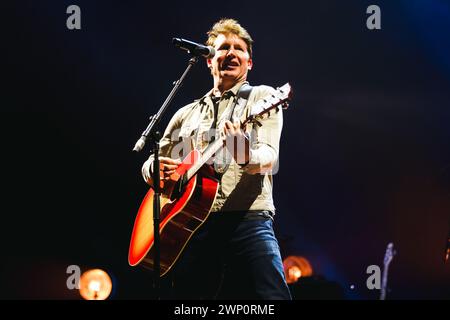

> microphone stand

[{"left": 133, "top": 55, "right": 199, "bottom": 299}]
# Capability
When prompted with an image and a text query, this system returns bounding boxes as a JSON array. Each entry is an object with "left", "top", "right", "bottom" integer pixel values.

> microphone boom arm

[{"left": 133, "top": 55, "right": 199, "bottom": 152}]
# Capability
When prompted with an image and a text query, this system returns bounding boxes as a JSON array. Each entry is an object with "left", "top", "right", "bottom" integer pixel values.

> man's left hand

[{"left": 223, "top": 120, "right": 250, "bottom": 165}]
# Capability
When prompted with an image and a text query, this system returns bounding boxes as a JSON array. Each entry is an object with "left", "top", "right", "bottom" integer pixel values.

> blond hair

[{"left": 206, "top": 18, "right": 254, "bottom": 57}]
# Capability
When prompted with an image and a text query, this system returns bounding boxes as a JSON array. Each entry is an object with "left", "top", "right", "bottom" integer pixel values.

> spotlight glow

[
  {"left": 283, "top": 256, "right": 313, "bottom": 284},
  {"left": 79, "top": 269, "right": 112, "bottom": 300}
]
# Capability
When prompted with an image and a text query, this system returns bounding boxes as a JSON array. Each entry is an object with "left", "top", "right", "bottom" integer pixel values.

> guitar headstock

[
  {"left": 242, "top": 83, "right": 293, "bottom": 128},
  {"left": 383, "top": 242, "right": 396, "bottom": 267}
]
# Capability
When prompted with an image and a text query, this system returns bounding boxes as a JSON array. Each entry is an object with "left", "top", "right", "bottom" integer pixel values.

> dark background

[{"left": 2, "top": 0, "right": 449, "bottom": 299}]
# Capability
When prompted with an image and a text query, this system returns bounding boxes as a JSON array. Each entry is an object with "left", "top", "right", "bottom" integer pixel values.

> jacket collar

[{"left": 197, "top": 81, "right": 249, "bottom": 104}]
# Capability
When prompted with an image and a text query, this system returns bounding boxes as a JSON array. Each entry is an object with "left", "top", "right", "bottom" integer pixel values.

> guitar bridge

[{"left": 170, "top": 174, "right": 188, "bottom": 201}]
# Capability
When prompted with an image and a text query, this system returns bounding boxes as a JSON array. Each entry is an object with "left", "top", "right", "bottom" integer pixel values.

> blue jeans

[{"left": 166, "top": 211, "right": 292, "bottom": 300}]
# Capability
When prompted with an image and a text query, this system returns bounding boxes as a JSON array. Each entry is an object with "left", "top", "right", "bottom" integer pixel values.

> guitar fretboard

[{"left": 186, "top": 137, "right": 224, "bottom": 181}]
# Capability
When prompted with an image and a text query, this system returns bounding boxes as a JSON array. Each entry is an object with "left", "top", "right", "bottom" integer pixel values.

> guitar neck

[
  {"left": 186, "top": 137, "right": 224, "bottom": 181},
  {"left": 380, "top": 243, "right": 395, "bottom": 300},
  {"left": 184, "top": 82, "right": 292, "bottom": 181},
  {"left": 380, "top": 264, "right": 390, "bottom": 300}
]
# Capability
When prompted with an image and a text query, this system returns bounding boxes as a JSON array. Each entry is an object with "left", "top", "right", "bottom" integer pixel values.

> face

[{"left": 207, "top": 33, "right": 253, "bottom": 88}]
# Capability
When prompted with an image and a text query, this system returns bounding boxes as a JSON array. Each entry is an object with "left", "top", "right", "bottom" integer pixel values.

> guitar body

[{"left": 128, "top": 150, "right": 219, "bottom": 276}]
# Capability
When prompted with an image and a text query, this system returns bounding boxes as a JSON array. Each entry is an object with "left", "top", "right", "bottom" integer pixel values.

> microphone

[{"left": 172, "top": 38, "right": 215, "bottom": 58}]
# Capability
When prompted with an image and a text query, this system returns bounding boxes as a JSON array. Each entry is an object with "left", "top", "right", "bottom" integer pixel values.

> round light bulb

[{"left": 79, "top": 269, "right": 112, "bottom": 300}]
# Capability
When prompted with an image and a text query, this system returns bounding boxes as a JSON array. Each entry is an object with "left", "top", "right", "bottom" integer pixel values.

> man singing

[{"left": 142, "top": 18, "right": 291, "bottom": 300}]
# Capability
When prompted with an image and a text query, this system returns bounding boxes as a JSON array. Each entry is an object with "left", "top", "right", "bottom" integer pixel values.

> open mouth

[{"left": 222, "top": 61, "right": 239, "bottom": 70}]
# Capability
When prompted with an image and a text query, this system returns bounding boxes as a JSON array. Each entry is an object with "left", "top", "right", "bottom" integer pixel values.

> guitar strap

[{"left": 234, "top": 83, "right": 253, "bottom": 110}]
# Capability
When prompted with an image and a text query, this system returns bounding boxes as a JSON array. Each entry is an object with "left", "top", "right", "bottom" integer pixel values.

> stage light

[
  {"left": 283, "top": 256, "right": 313, "bottom": 284},
  {"left": 79, "top": 269, "right": 112, "bottom": 300}
]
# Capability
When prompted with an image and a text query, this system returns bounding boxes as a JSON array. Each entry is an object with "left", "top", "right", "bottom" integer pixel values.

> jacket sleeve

[
  {"left": 241, "top": 86, "right": 283, "bottom": 175},
  {"left": 141, "top": 106, "right": 188, "bottom": 184}
]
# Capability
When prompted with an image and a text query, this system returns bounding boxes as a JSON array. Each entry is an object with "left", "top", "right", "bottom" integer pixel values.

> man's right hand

[
  {"left": 143, "top": 156, "right": 182, "bottom": 187},
  {"left": 158, "top": 157, "right": 182, "bottom": 181}
]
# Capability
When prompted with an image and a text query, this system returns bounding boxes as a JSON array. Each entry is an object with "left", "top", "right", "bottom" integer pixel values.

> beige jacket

[{"left": 142, "top": 81, "right": 283, "bottom": 213}]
